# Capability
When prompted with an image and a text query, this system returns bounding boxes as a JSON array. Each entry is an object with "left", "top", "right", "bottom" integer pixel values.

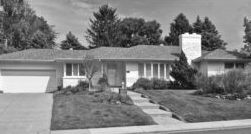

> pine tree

[
  {"left": 86, "top": 4, "right": 121, "bottom": 48},
  {"left": 193, "top": 16, "right": 203, "bottom": 33},
  {"left": 192, "top": 16, "right": 227, "bottom": 51},
  {"left": 165, "top": 13, "right": 192, "bottom": 46},
  {"left": 241, "top": 17, "right": 251, "bottom": 54},
  {"left": 60, "top": 31, "right": 86, "bottom": 50},
  {"left": 170, "top": 51, "right": 197, "bottom": 89}
]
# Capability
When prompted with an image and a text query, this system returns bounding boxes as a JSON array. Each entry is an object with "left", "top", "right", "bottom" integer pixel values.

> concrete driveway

[{"left": 0, "top": 93, "right": 53, "bottom": 134}]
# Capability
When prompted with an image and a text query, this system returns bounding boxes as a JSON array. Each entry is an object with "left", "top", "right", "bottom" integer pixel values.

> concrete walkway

[
  {"left": 0, "top": 93, "right": 53, "bottom": 134},
  {"left": 127, "top": 91, "right": 184, "bottom": 125}
]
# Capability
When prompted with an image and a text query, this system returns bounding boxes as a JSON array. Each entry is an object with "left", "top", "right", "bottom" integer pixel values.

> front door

[
  {"left": 107, "top": 63, "right": 117, "bottom": 86},
  {"left": 106, "top": 62, "right": 125, "bottom": 87}
]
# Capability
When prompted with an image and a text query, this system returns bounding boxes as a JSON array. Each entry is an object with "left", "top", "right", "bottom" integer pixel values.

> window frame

[
  {"left": 224, "top": 63, "right": 234, "bottom": 69},
  {"left": 138, "top": 62, "right": 170, "bottom": 80},
  {"left": 64, "top": 63, "right": 86, "bottom": 78}
]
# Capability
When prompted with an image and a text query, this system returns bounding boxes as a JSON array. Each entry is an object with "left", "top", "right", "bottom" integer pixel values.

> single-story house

[{"left": 0, "top": 33, "right": 249, "bottom": 93}]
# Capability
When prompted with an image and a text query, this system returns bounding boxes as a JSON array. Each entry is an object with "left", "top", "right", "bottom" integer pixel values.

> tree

[
  {"left": 192, "top": 16, "right": 227, "bottom": 51},
  {"left": 165, "top": 13, "right": 192, "bottom": 46},
  {"left": 86, "top": 4, "right": 121, "bottom": 48},
  {"left": 119, "top": 18, "right": 163, "bottom": 47},
  {"left": 170, "top": 51, "right": 197, "bottom": 89},
  {"left": 1, "top": 0, "right": 56, "bottom": 52},
  {"left": 241, "top": 17, "right": 251, "bottom": 55},
  {"left": 81, "top": 54, "right": 101, "bottom": 91},
  {"left": 60, "top": 31, "right": 86, "bottom": 50}
]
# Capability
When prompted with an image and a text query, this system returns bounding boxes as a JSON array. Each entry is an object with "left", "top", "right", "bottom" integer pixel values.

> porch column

[
  {"left": 144, "top": 63, "right": 146, "bottom": 77},
  {"left": 151, "top": 63, "right": 153, "bottom": 78},
  {"left": 158, "top": 63, "right": 160, "bottom": 79},
  {"left": 164, "top": 64, "right": 167, "bottom": 79},
  {"left": 63, "top": 63, "right": 66, "bottom": 77}
]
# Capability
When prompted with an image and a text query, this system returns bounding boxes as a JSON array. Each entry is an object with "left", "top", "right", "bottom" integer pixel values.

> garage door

[{"left": 1, "top": 70, "right": 57, "bottom": 93}]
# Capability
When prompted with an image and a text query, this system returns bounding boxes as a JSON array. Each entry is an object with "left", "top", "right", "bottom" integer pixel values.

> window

[
  {"left": 166, "top": 64, "right": 170, "bottom": 79},
  {"left": 153, "top": 64, "right": 158, "bottom": 78},
  {"left": 79, "top": 64, "right": 85, "bottom": 76},
  {"left": 65, "top": 63, "right": 86, "bottom": 77},
  {"left": 146, "top": 63, "right": 151, "bottom": 78},
  {"left": 66, "top": 63, "right": 72, "bottom": 76},
  {"left": 138, "top": 63, "right": 144, "bottom": 77},
  {"left": 225, "top": 63, "right": 234, "bottom": 69},
  {"left": 236, "top": 63, "right": 244, "bottom": 69},
  {"left": 160, "top": 64, "right": 164, "bottom": 79},
  {"left": 73, "top": 64, "right": 78, "bottom": 76}
]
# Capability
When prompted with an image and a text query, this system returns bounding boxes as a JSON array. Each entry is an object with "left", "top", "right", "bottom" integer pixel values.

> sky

[{"left": 29, "top": 0, "right": 251, "bottom": 50}]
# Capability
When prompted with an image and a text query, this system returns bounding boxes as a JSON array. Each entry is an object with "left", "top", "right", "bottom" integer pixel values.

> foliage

[
  {"left": 57, "top": 80, "right": 89, "bottom": 95},
  {"left": 151, "top": 78, "right": 169, "bottom": 89},
  {"left": 60, "top": 31, "right": 87, "bottom": 50},
  {"left": 165, "top": 13, "right": 192, "bottom": 46},
  {"left": 119, "top": 18, "right": 163, "bottom": 47},
  {"left": 193, "top": 16, "right": 227, "bottom": 51},
  {"left": 86, "top": 4, "right": 121, "bottom": 48},
  {"left": 132, "top": 78, "right": 170, "bottom": 90},
  {"left": 81, "top": 54, "right": 101, "bottom": 90},
  {"left": 170, "top": 51, "right": 197, "bottom": 89},
  {"left": 195, "top": 74, "right": 224, "bottom": 94},
  {"left": 1, "top": 0, "right": 56, "bottom": 51},
  {"left": 132, "top": 78, "right": 153, "bottom": 90},
  {"left": 97, "top": 74, "right": 109, "bottom": 91},
  {"left": 241, "top": 17, "right": 251, "bottom": 55},
  {"left": 93, "top": 90, "right": 133, "bottom": 105},
  {"left": 195, "top": 70, "right": 251, "bottom": 96}
]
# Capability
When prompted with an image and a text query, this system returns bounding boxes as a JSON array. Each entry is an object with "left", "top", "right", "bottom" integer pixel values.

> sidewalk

[
  {"left": 127, "top": 91, "right": 184, "bottom": 125},
  {"left": 51, "top": 119, "right": 251, "bottom": 134}
]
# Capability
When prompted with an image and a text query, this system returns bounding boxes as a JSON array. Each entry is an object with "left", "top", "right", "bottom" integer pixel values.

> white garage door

[{"left": 1, "top": 70, "right": 57, "bottom": 93}]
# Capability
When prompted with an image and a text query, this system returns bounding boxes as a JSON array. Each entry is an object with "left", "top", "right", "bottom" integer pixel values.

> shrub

[
  {"left": 97, "top": 74, "right": 109, "bottom": 91},
  {"left": 195, "top": 70, "right": 251, "bottom": 96},
  {"left": 170, "top": 51, "right": 197, "bottom": 89},
  {"left": 195, "top": 74, "right": 224, "bottom": 94},
  {"left": 132, "top": 78, "right": 153, "bottom": 90},
  {"left": 93, "top": 91, "right": 133, "bottom": 105},
  {"left": 151, "top": 78, "right": 169, "bottom": 89},
  {"left": 55, "top": 80, "right": 89, "bottom": 95}
]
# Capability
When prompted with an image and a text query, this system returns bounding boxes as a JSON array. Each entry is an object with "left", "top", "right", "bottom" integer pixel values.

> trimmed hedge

[{"left": 132, "top": 78, "right": 169, "bottom": 90}]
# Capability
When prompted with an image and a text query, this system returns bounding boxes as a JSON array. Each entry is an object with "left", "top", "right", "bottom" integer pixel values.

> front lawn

[
  {"left": 51, "top": 92, "right": 155, "bottom": 130},
  {"left": 138, "top": 90, "right": 251, "bottom": 122}
]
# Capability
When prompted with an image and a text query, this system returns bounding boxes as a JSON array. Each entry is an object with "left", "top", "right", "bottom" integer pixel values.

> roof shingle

[{"left": 0, "top": 45, "right": 180, "bottom": 62}]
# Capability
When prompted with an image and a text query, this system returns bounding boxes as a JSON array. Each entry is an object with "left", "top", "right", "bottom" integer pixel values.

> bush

[
  {"left": 93, "top": 91, "right": 133, "bottom": 105},
  {"left": 170, "top": 51, "right": 197, "bottom": 89},
  {"left": 132, "top": 78, "right": 170, "bottom": 90},
  {"left": 97, "top": 74, "right": 109, "bottom": 91},
  {"left": 151, "top": 78, "right": 169, "bottom": 89},
  {"left": 132, "top": 78, "right": 153, "bottom": 90},
  {"left": 195, "top": 70, "right": 251, "bottom": 96},
  {"left": 55, "top": 80, "right": 89, "bottom": 95}
]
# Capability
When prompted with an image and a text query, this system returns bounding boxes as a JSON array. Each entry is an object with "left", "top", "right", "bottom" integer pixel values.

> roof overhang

[
  {"left": 0, "top": 59, "right": 55, "bottom": 62},
  {"left": 55, "top": 58, "right": 177, "bottom": 62},
  {"left": 193, "top": 58, "right": 251, "bottom": 63}
]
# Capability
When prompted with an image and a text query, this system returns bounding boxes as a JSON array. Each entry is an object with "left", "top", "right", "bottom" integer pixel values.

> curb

[{"left": 51, "top": 119, "right": 251, "bottom": 134}]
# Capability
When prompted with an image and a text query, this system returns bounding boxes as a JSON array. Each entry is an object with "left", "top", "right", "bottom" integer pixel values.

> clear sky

[{"left": 29, "top": 0, "right": 251, "bottom": 50}]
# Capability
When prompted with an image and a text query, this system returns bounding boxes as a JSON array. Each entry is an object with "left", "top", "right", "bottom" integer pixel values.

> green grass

[
  {"left": 51, "top": 92, "right": 155, "bottom": 130},
  {"left": 138, "top": 90, "right": 251, "bottom": 123}
]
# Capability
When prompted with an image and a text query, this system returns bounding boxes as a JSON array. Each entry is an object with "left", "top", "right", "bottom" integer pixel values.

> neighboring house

[{"left": 0, "top": 33, "right": 249, "bottom": 93}]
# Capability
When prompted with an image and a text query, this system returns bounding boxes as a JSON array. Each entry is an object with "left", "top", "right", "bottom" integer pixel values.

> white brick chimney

[{"left": 179, "top": 33, "right": 202, "bottom": 65}]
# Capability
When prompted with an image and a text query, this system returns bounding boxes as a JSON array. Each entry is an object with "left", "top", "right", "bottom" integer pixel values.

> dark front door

[{"left": 106, "top": 62, "right": 125, "bottom": 87}]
